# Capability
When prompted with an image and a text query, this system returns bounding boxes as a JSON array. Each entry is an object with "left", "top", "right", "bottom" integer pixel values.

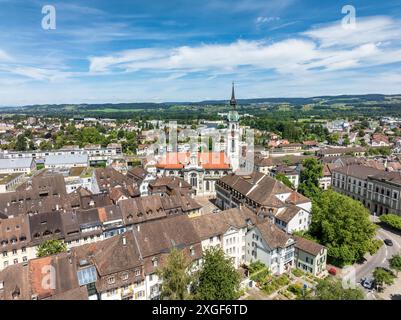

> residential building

[
  {"left": 216, "top": 172, "right": 311, "bottom": 233},
  {"left": 0, "top": 158, "right": 36, "bottom": 175},
  {"left": 293, "top": 236, "right": 327, "bottom": 277},
  {"left": 191, "top": 206, "right": 256, "bottom": 268},
  {"left": 45, "top": 154, "right": 88, "bottom": 169},
  {"left": 246, "top": 219, "right": 295, "bottom": 275},
  {"left": 331, "top": 164, "right": 401, "bottom": 216}
]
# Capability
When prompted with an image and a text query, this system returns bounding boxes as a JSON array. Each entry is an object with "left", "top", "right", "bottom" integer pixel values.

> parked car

[
  {"left": 384, "top": 239, "right": 393, "bottom": 246},
  {"left": 328, "top": 267, "right": 337, "bottom": 276},
  {"left": 360, "top": 278, "right": 375, "bottom": 290}
]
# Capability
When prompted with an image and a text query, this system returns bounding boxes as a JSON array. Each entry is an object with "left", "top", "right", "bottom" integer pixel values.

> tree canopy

[
  {"left": 37, "top": 239, "right": 67, "bottom": 257},
  {"left": 373, "top": 267, "right": 395, "bottom": 291},
  {"left": 156, "top": 249, "right": 193, "bottom": 300},
  {"left": 193, "top": 247, "right": 240, "bottom": 300},
  {"left": 309, "top": 190, "right": 377, "bottom": 266},
  {"left": 298, "top": 158, "right": 323, "bottom": 200},
  {"left": 379, "top": 214, "right": 401, "bottom": 231},
  {"left": 308, "top": 277, "right": 365, "bottom": 300},
  {"left": 389, "top": 254, "right": 401, "bottom": 276}
]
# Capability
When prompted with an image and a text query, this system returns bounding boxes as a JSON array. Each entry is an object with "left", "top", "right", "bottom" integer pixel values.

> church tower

[{"left": 227, "top": 82, "right": 240, "bottom": 171}]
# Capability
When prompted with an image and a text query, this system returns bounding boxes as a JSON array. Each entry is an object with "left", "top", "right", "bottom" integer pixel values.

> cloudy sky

[{"left": 1, "top": 0, "right": 401, "bottom": 105}]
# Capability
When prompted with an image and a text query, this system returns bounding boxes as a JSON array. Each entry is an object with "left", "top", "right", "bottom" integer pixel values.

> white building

[
  {"left": 45, "top": 154, "right": 89, "bottom": 169},
  {"left": 246, "top": 220, "right": 296, "bottom": 275},
  {"left": 192, "top": 207, "right": 256, "bottom": 269},
  {"left": 0, "top": 158, "right": 36, "bottom": 175}
]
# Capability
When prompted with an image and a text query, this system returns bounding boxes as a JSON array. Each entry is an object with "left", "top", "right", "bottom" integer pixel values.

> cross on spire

[{"left": 230, "top": 81, "right": 237, "bottom": 109}]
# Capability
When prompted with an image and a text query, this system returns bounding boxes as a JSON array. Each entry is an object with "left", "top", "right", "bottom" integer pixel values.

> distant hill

[{"left": 1, "top": 94, "right": 401, "bottom": 120}]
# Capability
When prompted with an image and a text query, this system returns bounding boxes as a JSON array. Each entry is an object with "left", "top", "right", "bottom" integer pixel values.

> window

[
  {"left": 190, "top": 173, "right": 197, "bottom": 187},
  {"left": 12, "top": 249, "right": 17, "bottom": 255},
  {"left": 3, "top": 261, "right": 8, "bottom": 268},
  {"left": 13, "top": 259, "right": 18, "bottom": 264},
  {"left": 77, "top": 266, "right": 97, "bottom": 286},
  {"left": 152, "top": 258, "right": 158, "bottom": 267},
  {"left": 121, "top": 272, "right": 129, "bottom": 281},
  {"left": 135, "top": 269, "right": 141, "bottom": 277},
  {"left": 107, "top": 276, "right": 115, "bottom": 285},
  {"left": 22, "top": 256, "right": 27, "bottom": 262},
  {"left": 2, "top": 252, "right": 7, "bottom": 257}
]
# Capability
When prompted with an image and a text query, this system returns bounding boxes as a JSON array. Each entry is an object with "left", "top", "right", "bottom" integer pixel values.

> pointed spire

[{"left": 230, "top": 81, "right": 237, "bottom": 109}]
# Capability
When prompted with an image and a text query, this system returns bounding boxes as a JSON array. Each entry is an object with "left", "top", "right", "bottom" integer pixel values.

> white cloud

[
  {"left": 87, "top": 16, "right": 401, "bottom": 79},
  {"left": 0, "top": 49, "right": 11, "bottom": 61},
  {"left": 303, "top": 16, "right": 401, "bottom": 48},
  {"left": 256, "top": 16, "right": 280, "bottom": 24}
]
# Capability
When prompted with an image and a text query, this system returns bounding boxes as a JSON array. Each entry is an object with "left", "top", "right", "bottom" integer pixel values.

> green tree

[
  {"left": 327, "top": 132, "right": 340, "bottom": 145},
  {"left": 193, "top": 247, "right": 240, "bottom": 300},
  {"left": 379, "top": 214, "right": 401, "bottom": 231},
  {"left": 15, "top": 134, "right": 27, "bottom": 151},
  {"left": 373, "top": 267, "right": 395, "bottom": 291},
  {"left": 275, "top": 173, "right": 294, "bottom": 189},
  {"left": 298, "top": 158, "right": 323, "bottom": 199},
  {"left": 310, "top": 190, "right": 377, "bottom": 266},
  {"left": 308, "top": 277, "right": 364, "bottom": 300},
  {"left": 389, "top": 254, "right": 401, "bottom": 276},
  {"left": 37, "top": 239, "right": 67, "bottom": 257},
  {"left": 156, "top": 249, "right": 193, "bottom": 300}
]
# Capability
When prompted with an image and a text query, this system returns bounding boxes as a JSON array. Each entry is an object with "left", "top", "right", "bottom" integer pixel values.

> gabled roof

[
  {"left": 293, "top": 235, "right": 326, "bottom": 256},
  {"left": 257, "top": 220, "right": 293, "bottom": 249},
  {"left": 133, "top": 215, "right": 201, "bottom": 258},
  {"left": 192, "top": 206, "right": 256, "bottom": 240},
  {"left": 275, "top": 205, "right": 302, "bottom": 223}
]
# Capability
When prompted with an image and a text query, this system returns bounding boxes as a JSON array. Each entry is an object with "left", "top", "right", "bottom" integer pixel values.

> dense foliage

[
  {"left": 193, "top": 247, "right": 240, "bottom": 300},
  {"left": 310, "top": 190, "right": 378, "bottom": 266},
  {"left": 156, "top": 249, "right": 193, "bottom": 300},
  {"left": 379, "top": 214, "right": 401, "bottom": 231},
  {"left": 37, "top": 239, "right": 67, "bottom": 257},
  {"left": 373, "top": 267, "right": 395, "bottom": 291},
  {"left": 307, "top": 277, "right": 365, "bottom": 300},
  {"left": 298, "top": 158, "right": 323, "bottom": 200}
]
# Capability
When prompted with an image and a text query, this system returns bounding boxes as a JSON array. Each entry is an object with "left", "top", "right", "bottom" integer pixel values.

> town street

[{"left": 352, "top": 223, "right": 401, "bottom": 298}]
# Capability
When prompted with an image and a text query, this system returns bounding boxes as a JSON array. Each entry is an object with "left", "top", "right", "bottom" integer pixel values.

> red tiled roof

[{"left": 156, "top": 152, "right": 230, "bottom": 170}]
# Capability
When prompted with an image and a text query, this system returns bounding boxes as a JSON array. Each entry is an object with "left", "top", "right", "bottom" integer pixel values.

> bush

[
  {"left": 292, "top": 268, "right": 305, "bottom": 277},
  {"left": 261, "top": 274, "right": 290, "bottom": 295},
  {"left": 248, "top": 261, "right": 266, "bottom": 274},
  {"left": 380, "top": 214, "right": 401, "bottom": 231},
  {"left": 288, "top": 283, "right": 303, "bottom": 297},
  {"left": 369, "top": 239, "right": 384, "bottom": 255}
]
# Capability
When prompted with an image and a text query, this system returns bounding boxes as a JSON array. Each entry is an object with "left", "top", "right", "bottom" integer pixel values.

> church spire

[{"left": 230, "top": 81, "right": 237, "bottom": 109}]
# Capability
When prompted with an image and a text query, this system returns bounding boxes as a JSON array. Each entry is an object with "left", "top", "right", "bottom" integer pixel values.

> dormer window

[
  {"left": 121, "top": 272, "right": 129, "bottom": 281},
  {"left": 107, "top": 276, "right": 115, "bottom": 285},
  {"left": 190, "top": 246, "right": 195, "bottom": 256},
  {"left": 152, "top": 258, "right": 158, "bottom": 267}
]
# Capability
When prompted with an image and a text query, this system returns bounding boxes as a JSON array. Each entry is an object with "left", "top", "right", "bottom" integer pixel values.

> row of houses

[{"left": 0, "top": 205, "right": 327, "bottom": 300}]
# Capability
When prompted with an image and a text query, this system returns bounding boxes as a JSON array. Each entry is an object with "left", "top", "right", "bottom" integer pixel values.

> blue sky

[{"left": 1, "top": 0, "right": 401, "bottom": 105}]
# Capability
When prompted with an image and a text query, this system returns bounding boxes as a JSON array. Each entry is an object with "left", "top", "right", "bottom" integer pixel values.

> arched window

[{"left": 190, "top": 173, "right": 197, "bottom": 187}]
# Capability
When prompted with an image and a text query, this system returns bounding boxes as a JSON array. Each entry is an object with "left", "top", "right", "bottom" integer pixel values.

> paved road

[
  {"left": 353, "top": 222, "right": 401, "bottom": 298},
  {"left": 355, "top": 225, "right": 401, "bottom": 281}
]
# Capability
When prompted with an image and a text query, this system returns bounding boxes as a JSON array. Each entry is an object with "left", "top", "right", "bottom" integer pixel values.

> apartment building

[
  {"left": 246, "top": 219, "right": 296, "bottom": 275},
  {"left": 0, "top": 158, "right": 36, "bottom": 175},
  {"left": 332, "top": 164, "right": 401, "bottom": 216},
  {"left": 216, "top": 172, "right": 312, "bottom": 233}
]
